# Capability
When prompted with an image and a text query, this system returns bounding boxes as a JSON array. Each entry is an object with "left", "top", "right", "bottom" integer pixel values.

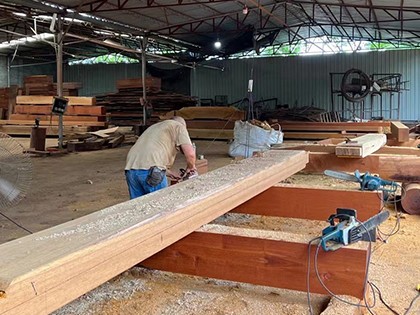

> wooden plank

[
  {"left": 390, "top": 121, "right": 410, "bottom": 142},
  {"left": 278, "top": 121, "right": 390, "bottom": 132},
  {"left": 9, "top": 114, "right": 105, "bottom": 122},
  {"left": 0, "top": 125, "right": 90, "bottom": 136},
  {"left": 335, "top": 134, "right": 387, "bottom": 158},
  {"left": 186, "top": 120, "right": 235, "bottom": 129},
  {"left": 14, "top": 105, "right": 105, "bottom": 116},
  {"left": 305, "top": 152, "right": 420, "bottom": 182},
  {"left": 0, "top": 150, "right": 308, "bottom": 315},
  {"left": 231, "top": 184, "right": 382, "bottom": 222},
  {"left": 188, "top": 128, "right": 234, "bottom": 139},
  {"left": 283, "top": 132, "right": 360, "bottom": 140},
  {"left": 141, "top": 225, "right": 368, "bottom": 299},
  {"left": 0, "top": 120, "right": 106, "bottom": 127},
  {"left": 16, "top": 96, "right": 96, "bottom": 106},
  {"left": 272, "top": 143, "right": 420, "bottom": 156},
  {"left": 162, "top": 106, "right": 245, "bottom": 120}
]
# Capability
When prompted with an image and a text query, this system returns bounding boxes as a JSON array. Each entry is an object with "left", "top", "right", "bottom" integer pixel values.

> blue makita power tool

[
  {"left": 320, "top": 208, "right": 390, "bottom": 251},
  {"left": 324, "top": 170, "right": 398, "bottom": 193}
]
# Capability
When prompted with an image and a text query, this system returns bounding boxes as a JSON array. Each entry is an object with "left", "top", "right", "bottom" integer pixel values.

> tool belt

[{"left": 146, "top": 166, "right": 166, "bottom": 187}]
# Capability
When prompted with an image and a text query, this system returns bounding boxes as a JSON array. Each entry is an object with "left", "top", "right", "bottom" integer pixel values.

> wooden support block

[
  {"left": 0, "top": 150, "right": 308, "bottom": 315},
  {"left": 305, "top": 152, "right": 420, "bottom": 182},
  {"left": 16, "top": 96, "right": 96, "bottom": 106},
  {"left": 141, "top": 225, "right": 369, "bottom": 299},
  {"left": 188, "top": 128, "right": 233, "bottom": 140},
  {"left": 391, "top": 121, "right": 410, "bottom": 142},
  {"left": 231, "top": 184, "right": 382, "bottom": 222},
  {"left": 14, "top": 105, "right": 105, "bottom": 116},
  {"left": 335, "top": 134, "right": 387, "bottom": 158}
]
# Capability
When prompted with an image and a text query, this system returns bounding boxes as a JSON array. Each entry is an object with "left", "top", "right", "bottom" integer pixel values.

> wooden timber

[
  {"left": 141, "top": 225, "right": 369, "bottom": 299},
  {"left": 283, "top": 132, "right": 360, "bottom": 140},
  {"left": 16, "top": 96, "right": 96, "bottom": 106},
  {"left": 390, "top": 121, "right": 410, "bottom": 142},
  {"left": 278, "top": 121, "right": 390, "bottom": 133},
  {"left": 162, "top": 106, "right": 245, "bottom": 121},
  {"left": 231, "top": 184, "right": 382, "bottom": 221},
  {"left": 0, "top": 125, "right": 90, "bottom": 136},
  {"left": 335, "top": 134, "right": 387, "bottom": 158},
  {"left": 14, "top": 105, "right": 105, "bottom": 116},
  {"left": 0, "top": 150, "right": 308, "bottom": 315},
  {"left": 9, "top": 114, "right": 105, "bottom": 122},
  {"left": 0, "top": 120, "right": 106, "bottom": 127},
  {"left": 188, "top": 128, "right": 234, "bottom": 140},
  {"left": 272, "top": 143, "right": 420, "bottom": 156},
  {"left": 305, "top": 152, "right": 420, "bottom": 182}
]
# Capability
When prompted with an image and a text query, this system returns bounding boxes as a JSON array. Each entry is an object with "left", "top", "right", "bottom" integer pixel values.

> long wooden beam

[
  {"left": 305, "top": 152, "right": 420, "bottom": 182},
  {"left": 277, "top": 121, "right": 390, "bottom": 132},
  {"left": 141, "top": 225, "right": 369, "bottom": 299},
  {"left": 0, "top": 150, "right": 308, "bottom": 315},
  {"left": 16, "top": 96, "right": 96, "bottom": 106},
  {"left": 14, "top": 105, "right": 105, "bottom": 116},
  {"left": 231, "top": 184, "right": 382, "bottom": 221},
  {"left": 273, "top": 143, "right": 420, "bottom": 156}
]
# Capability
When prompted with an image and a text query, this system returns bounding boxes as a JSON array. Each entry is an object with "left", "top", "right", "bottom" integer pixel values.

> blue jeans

[{"left": 125, "top": 169, "right": 168, "bottom": 199}]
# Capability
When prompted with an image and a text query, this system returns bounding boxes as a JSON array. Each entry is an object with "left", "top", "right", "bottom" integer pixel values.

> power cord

[
  {"left": 307, "top": 215, "right": 376, "bottom": 314},
  {"left": 0, "top": 211, "right": 33, "bottom": 234}
]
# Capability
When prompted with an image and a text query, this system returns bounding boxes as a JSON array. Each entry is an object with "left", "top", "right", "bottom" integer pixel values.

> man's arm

[{"left": 180, "top": 143, "right": 196, "bottom": 171}]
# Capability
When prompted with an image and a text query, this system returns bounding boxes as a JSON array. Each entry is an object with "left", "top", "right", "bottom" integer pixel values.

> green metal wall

[{"left": 191, "top": 50, "right": 420, "bottom": 121}]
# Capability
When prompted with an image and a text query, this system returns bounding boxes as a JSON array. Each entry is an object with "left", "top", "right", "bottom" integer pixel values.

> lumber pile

[
  {"left": 0, "top": 150, "right": 308, "bottom": 315},
  {"left": 161, "top": 106, "right": 245, "bottom": 140},
  {"left": 0, "top": 87, "right": 17, "bottom": 119},
  {"left": 23, "top": 76, "right": 82, "bottom": 96},
  {"left": 0, "top": 96, "right": 107, "bottom": 136},
  {"left": 96, "top": 77, "right": 196, "bottom": 126},
  {"left": 65, "top": 127, "right": 125, "bottom": 152}
]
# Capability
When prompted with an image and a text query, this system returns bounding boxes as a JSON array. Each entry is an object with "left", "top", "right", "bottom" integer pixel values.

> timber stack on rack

[
  {"left": 0, "top": 96, "right": 107, "bottom": 136},
  {"left": 96, "top": 77, "right": 197, "bottom": 126},
  {"left": 161, "top": 106, "right": 245, "bottom": 140}
]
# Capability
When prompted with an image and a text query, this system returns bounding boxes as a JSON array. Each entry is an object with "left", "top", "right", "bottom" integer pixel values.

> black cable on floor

[{"left": 0, "top": 211, "right": 33, "bottom": 234}]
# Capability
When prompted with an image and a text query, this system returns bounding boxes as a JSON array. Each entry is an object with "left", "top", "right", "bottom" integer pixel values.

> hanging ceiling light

[
  {"left": 242, "top": 4, "right": 248, "bottom": 15},
  {"left": 214, "top": 40, "right": 222, "bottom": 49}
]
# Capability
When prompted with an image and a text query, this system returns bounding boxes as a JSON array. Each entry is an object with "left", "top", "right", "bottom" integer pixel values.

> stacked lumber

[
  {"left": 0, "top": 150, "right": 308, "bottom": 315},
  {"left": 161, "top": 106, "right": 245, "bottom": 140},
  {"left": 0, "top": 96, "right": 107, "bottom": 136},
  {"left": 0, "top": 87, "right": 17, "bottom": 119},
  {"left": 23, "top": 76, "right": 82, "bottom": 96},
  {"left": 53, "top": 82, "right": 82, "bottom": 96},
  {"left": 96, "top": 77, "right": 196, "bottom": 126},
  {"left": 23, "top": 75, "right": 54, "bottom": 96},
  {"left": 268, "top": 120, "right": 391, "bottom": 140}
]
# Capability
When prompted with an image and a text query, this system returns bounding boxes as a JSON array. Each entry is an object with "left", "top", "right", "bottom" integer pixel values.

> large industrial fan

[{"left": 0, "top": 133, "right": 32, "bottom": 230}]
